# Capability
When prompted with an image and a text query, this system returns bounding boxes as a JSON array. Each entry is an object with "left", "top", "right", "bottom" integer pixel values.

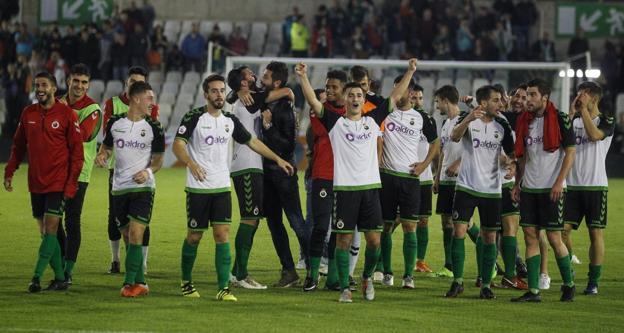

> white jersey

[
  {"left": 439, "top": 115, "right": 462, "bottom": 184},
  {"left": 522, "top": 112, "right": 575, "bottom": 191},
  {"left": 455, "top": 114, "right": 514, "bottom": 197},
  {"left": 320, "top": 101, "right": 391, "bottom": 191},
  {"left": 176, "top": 107, "right": 252, "bottom": 192},
  {"left": 567, "top": 114, "right": 614, "bottom": 190},
  {"left": 103, "top": 115, "right": 165, "bottom": 194},
  {"left": 380, "top": 108, "right": 438, "bottom": 179},
  {"left": 230, "top": 100, "right": 263, "bottom": 175},
  {"left": 498, "top": 112, "right": 515, "bottom": 187}
]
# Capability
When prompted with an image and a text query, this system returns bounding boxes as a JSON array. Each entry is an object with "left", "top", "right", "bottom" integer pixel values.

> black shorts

[
  {"left": 380, "top": 172, "right": 420, "bottom": 223},
  {"left": 452, "top": 189, "right": 501, "bottom": 231},
  {"left": 564, "top": 189, "right": 607, "bottom": 230},
  {"left": 31, "top": 192, "right": 65, "bottom": 219},
  {"left": 519, "top": 190, "right": 564, "bottom": 231},
  {"left": 501, "top": 185, "right": 520, "bottom": 216},
  {"left": 186, "top": 191, "right": 232, "bottom": 230},
  {"left": 312, "top": 179, "right": 334, "bottom": 231},
  {"left": 232, "top": 172, "right": 264, "bottom": 219},
  {"left": 112, "top": 190, "right": 155, "bottom": 229},
  {"left": 333, "top": 189, "right": 383, "bottom": 233},
  {"left": 436, "top": 183, "right": 456, "bottom": 215},
  {"left": 418, "top": 183, "right": 433, "bottom": 218}
]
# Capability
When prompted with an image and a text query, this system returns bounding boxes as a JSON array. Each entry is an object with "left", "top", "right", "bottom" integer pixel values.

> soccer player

[
  {"left": 295, "top": 58, "right": 418, "bottom": 302},
  {"left": 96, "top": 81, "right": 163, "bottom": 297},
  {"left": 4, "top": 72, "right": 84, "bottom": 292},
  {"left": 444, "top": 85, "right": 515, "bottom": 299},
  {"left": 378, "top": 76, "right": 439, "bottom": 288},
  {"left": 102, "top": 66, "right": 159, "bottom": 274},
  {"left": 564, "top": 82, "right": 614, "bottom": 295},
  {"left": 57, "top": 63, "right": 102, "bottom": 284},
  {"left": 298, "top": 68, "right": 348, "bottom": 291},
  {"left": 511, "top": 78, "right": 576, "bottom": 302},
  {"left": 432, "top": 85, "right": 481, "bottom": 278},
  {"left": 172, "top": 74, "right": 294, "bottom": 300},
  {"left": 226, "top": 65, "right": 294, "bottom": 289}
]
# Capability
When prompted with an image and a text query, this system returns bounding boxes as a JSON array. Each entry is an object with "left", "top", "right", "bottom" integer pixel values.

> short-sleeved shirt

[
  {"left": 455, "top": 114, "right": 515, "bottom": 198},
  {"left": 567, "top": 114, "right": 615, "bottom": 190},
  {"left": 439, "top": 115, "right": 462, "bottom": 184},
  {"left": 417, "top": 113, "right": 437, "bottom": 184},
  {"left": 230, "top": 99, "right": 263, "bottom": 175},
  {"left": 319, "top": 100, "right": 391, "bottom": 191},
  {"left": 380, "top": 108, "right": 437, "bottom": 178},
  {"left": 522, "top": 111, "right": 575, "bottom": 191},
  {"left": 175, "top": 107, "right": 252, "bottom": 192},
  {"left": 103, "top": 114, "right": 165, "bottom": 194},
  {"left": 498, "top": 112, "right": 516, "bottom": 187}
]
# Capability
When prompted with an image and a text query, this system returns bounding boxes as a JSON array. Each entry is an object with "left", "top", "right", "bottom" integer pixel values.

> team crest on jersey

[
  {"left": 253, "top": 206, "right": 259, "bottom": 215},
  {"left": 115, "top": 218, "right": 121, "bottom": 227},
  {"left": 178, "top": 125, "right": 187, "bottom": 134},
  {"left": 319, "top": 189, "right": 327, "bottom": 198},
  {"left": 225, "top": 124, "right": 230, "bottom": 133},
  {"left": 452, "top": 210, "right": 459, "bottom": 220},
  {"left": 364, "top": 124, "right": 369, "bottom": 130},
  {"left": 51, "top": 120, "right": 60, "bottom": 129},
  {"left": 140, "top": 129, "right": 146, "bottom": 137},
  {"left": 410, "top": 118, "right": 415, "bottom": 125},
  {"left": 336, "top": 219, "right": 344, "bottom": 229},
  {"left": 190, "top": 219, "right": 198, "bottom": 228}
]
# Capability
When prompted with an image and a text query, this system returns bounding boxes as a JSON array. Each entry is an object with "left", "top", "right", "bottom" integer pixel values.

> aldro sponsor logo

[
  {"left": 345, "top": 132, "right": 372, "bottom": 142},
  {"left": 116, "top": 139, "right": 147, "bottom": 149},
  {"left": 386, "top": 122, "right": 419, "bottom": 136},
  {"left": 524, "top": 136, "right": 544, "bottom": 146},
  {"left": 472, "top": 138, "right": 500, "bottom": 150},
  {"left": 205, "top": 135, "right": 228, "bottom": 145}
]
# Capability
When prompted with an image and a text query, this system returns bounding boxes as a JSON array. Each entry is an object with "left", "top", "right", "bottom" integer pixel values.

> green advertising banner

[
  {"left": 39, "top": 0, "right": 114, "bottom": 26},
  {"left": 557, "top": 2, "right": 624, "bottom": 38}
]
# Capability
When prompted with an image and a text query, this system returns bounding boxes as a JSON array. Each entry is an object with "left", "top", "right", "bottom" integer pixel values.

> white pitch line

[{"left": 4, "top": 329, "right": 156, "bottom": 333}]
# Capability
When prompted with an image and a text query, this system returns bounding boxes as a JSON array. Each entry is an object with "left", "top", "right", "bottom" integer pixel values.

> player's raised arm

[
  {"left": 451, "top": 107, "right": 483, "bottom": 142},
  {"left": 295, "top": 62, "right": 323, "bottom": 116},
  {"left": 388, "top": 58, "right": 418, "bottom": 108}
]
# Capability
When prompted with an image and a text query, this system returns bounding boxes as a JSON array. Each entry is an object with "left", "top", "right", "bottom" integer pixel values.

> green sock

[
  {"left": 181, "top": 240, "right": 198, "bottom": 282},
  {"left": 65, "top": 260, "right": 75, "bottom": 276},
  {"left": 526, "top": 255, "right": 540, "bottom": 294},
  {"left": 215, "top": 243, "right": 231, "bottom": 290},
  {"left": 588, "top": 264, "right": 602, "bottom": 285},
  {"left": 326, "top": 257, "right": 339, "bottom": 286},
  {"left": 467, "top": 224, "right": 480, "bottom": 243},
  {"left": 233, "top": 223, "right": 255, "bottom": 280},
  {"left": 403, "top": 232, "right": 417, "bottom": 277},
  {"left": 481, "top": 243, "right": 497, "bottom": 288},
  {"left": 451, "top": 237, "right": 465, "bottom": 283},
  {"left": 33, "top": 234, "right": 56, "bottom": 278},
  {"left": 135, "top": 257, "right": 145, "bottom": 284},
  {"left": 374, "top": 250, "right": 384, "bottom": 272},
  {"left": 310, "top": 256, "right": 321, "bottom": 281},
  {"left": 476, "top": 236, "right": 483, "bottom": 279},
  {"left": 416, "top": 226, "right": 428, "bottom": 260},
  {"left": 556, "top": 255, "right": 574, "bottom": 287},
  {"left": 502, "top": 236, "right": 517, "bottom": 278},
  {"left": 381, "top": 231, "right": 393, "bottom": 274},
  {"left": 443, "top": 228, "right": 454, "bottom": 269},
  {"left": 363, "top": 247, "right": 381, "bottom": 279},
  {"left": 124, "top": 244, "right": 143, "bottom": 285},
  {"left": 49, "top": 235, "right": 65, "bottom": 280},
  {"left": 335, "top": 248, "right": 350, "bottom": 290}
]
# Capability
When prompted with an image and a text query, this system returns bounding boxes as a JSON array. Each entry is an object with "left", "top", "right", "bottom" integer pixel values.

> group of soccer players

[{"left": 4, "top": 57, "right": 613, "bottom": 303}]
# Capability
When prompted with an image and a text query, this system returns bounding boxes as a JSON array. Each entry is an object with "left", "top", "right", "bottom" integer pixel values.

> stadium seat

[
  {"left": 217, "top": 21, "right": 234, "bottom": 37},
  {"left": 200, "top": 20, "right": 215, "bottom": 35},
  {"left": 162, "top": 81, "right": 179, "bottom": 95},
  {"left": 151, "top": 82, "right": 162, "bottom": 95},
  {"left": 177, "top": 92, "right": 195, "bottom": 106},
  {"left": 149, "top": 71, "right": 165, "bottom": 85},
  {"left": 105, "top": 80, "right": 123, "bottom": 96},
  {"left": 89, "top": 79, "right": 105, "bottom": 97},
  {"left": 159, "top": 116, "right": 170, "bottom": 130},
  {"left": 180, "top": 82, "right": 198, "bottom": 96},
  {"left": 166, "top": 71, "right": 183, "bottom": 84},
  {"left": 194, "top": 94, "right": 205, "bottom": 107},
  {"left": 616, "top": 93, "right": 624, "bottom": 118},
  {"left": 436, "top": 78, "right": 453, "bottom": 90},
  {"left": 472, "top": 78, "right": 490, "bottom": 96},
  {"left": 181, "top": 20, "right": 194, "bottom": 36},
  {"left": 159, "top": 92, "right": 176, "bottom": 105},
  {"left": 159, "top": 103, "right": 172, "bottom": 120},
  {"left": 183, "top": 71, "right": 201, "bottom": 85},
  {"left": 164, "top": 30, "right": 179, "bottom": 46},
  {"left": 164, "top": 20, "right": 181, "bottom": 35},
  {"left": 455, "top": 78, "right": 472, "bottom": 97}
]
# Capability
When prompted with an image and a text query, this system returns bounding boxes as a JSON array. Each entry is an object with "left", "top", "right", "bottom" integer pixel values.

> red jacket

[
  {"left": 310, "top": 101, "right": 345, "bottom": 180},
  {"left": 103, "top": 92, "right": 160, "bottom": 132},
  {"left": 4, "top": 100, "right": 84, "bottom": 197}
]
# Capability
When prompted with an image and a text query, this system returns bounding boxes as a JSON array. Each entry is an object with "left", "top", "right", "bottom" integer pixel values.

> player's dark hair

[
  {"left": 349, "top": 65, "right": 370, "bottom": 82},
  {"left": 34, "top": 71, "right": 57, "bottom": 87},
  {"left": 393, "top": 74, "right": 417, "bottom": 90},
  {"left": 266, "top": 61, "right": 288, "bottom": 88},
  {"left": 69, "top": 63, "right": 91, "bottom": 78},
  {"left": 314, "top": 88, "right": 325, "bottom": 100},
  {"left": 226, "top": 66, "right": 249, "bottom": 91},
  {"left": 413, "top": 83, "right": 423, "bottom": 93},
  {"left": 526, "top": 78, "right": 551, "bottom": 99},
  {"left": 476, "top": 85, "right": 500, "bottom": 104},
  {"left": 326, "top": 69, "right": 348, "bottom": 83},
  {"left": 434, "top": 85, "right": 459, "bottom": 104},
  {"left": 202, "top": 74, "right": 226, "bottom": 93},
  {"left": 578, "top": 81, "right": 603, "bottom": 99},
  {"left": 492, "top": 83, "right": 506, "bottom": 96},
  {"left": 128, "top": 81, "right": 152, "bottom": 97},
  {"left": 343, "top": 81, "right": 364, "bottom": 93},
  {"left": 127, "top": 66, "right": 149, "bottom": 79}
]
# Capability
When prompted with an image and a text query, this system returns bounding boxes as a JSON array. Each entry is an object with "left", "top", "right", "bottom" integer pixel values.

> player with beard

[{"left": 5, "top": 72, "right": 84, "bottom": 292}]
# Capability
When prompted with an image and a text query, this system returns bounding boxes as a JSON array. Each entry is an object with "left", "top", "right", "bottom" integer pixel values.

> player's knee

[
  {"left": 186, "top": 231, "right": 203, "bottom": 245},
  {"left": 335, "top": 234, "right": 352, "bottom": 249},
  {"left": 417, "top": 219, "right": 428, "bottom": 227},
  {"left": 401, "top": 222, "right": 417, "bottom": 233}
]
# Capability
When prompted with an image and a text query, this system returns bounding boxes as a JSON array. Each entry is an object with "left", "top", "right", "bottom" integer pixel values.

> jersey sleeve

[
  {"left": 598, "top": 113, "right": 615, "bottom": 138},
  {"left": 498, "top": 118, "right": 515, "bottom": 156},
  {"left": 368, "top": 99, "right": 392, "bottom": 126},
  {"left": 230, "top": 114, "right": 252, "bottom": 144},
  {"left": 421, "top": 112, "right": 438, "bottom": 143},
  {"left": 102, "top": 115, "right": 117, "bottom": 148},
  {"left": 319, "top": 106, "right": 341, "bottom": 131},
  {"left": 65, "top": 108, "right": 85, "bottom": 198},
  {"left": 102, "top": 99, "right": 113, "bottom": 135},
  {"left": 246, "top": 90, "right": 269, "bottom": 113},
  {"left": 79, "top": 108, "right": 102, "bottom": 142},
  {"left": 150, "top": 121, "right": 165, "bottom": 153},
  {"left": 558, "top": 111, "right": 575, "bottom": 147},
  {"left": 175, "top": 110, "right": 200, "bottom": 143}
]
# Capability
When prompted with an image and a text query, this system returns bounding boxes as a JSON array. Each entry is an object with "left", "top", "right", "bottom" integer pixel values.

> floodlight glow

[
  {"left": 576, "top": 69, "right": 584, "bottom": 78},
  {"left": 567, "top": 69, "right": 575, "bottom": 77},
  {"left": 559, "top": 70, "right": 565, "bottom": 77},
  {"left": 585, "top": 69, "right": 601, "bottom": 79}
]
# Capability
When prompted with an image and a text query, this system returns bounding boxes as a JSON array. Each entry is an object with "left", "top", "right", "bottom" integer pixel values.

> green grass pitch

[{"left": 1, "top": 166, "right": 624, "bottom": 332}]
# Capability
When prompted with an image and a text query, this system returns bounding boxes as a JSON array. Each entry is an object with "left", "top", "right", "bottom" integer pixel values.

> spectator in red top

[
  {"left": 228, "top": 26, "right": 249, "bottom": 56},
  {"left": 310, "top": 18, "right": 333, "bottom": 58},
  {"left": 4, "top": 72, "right": 84, "bottom": 293}
]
